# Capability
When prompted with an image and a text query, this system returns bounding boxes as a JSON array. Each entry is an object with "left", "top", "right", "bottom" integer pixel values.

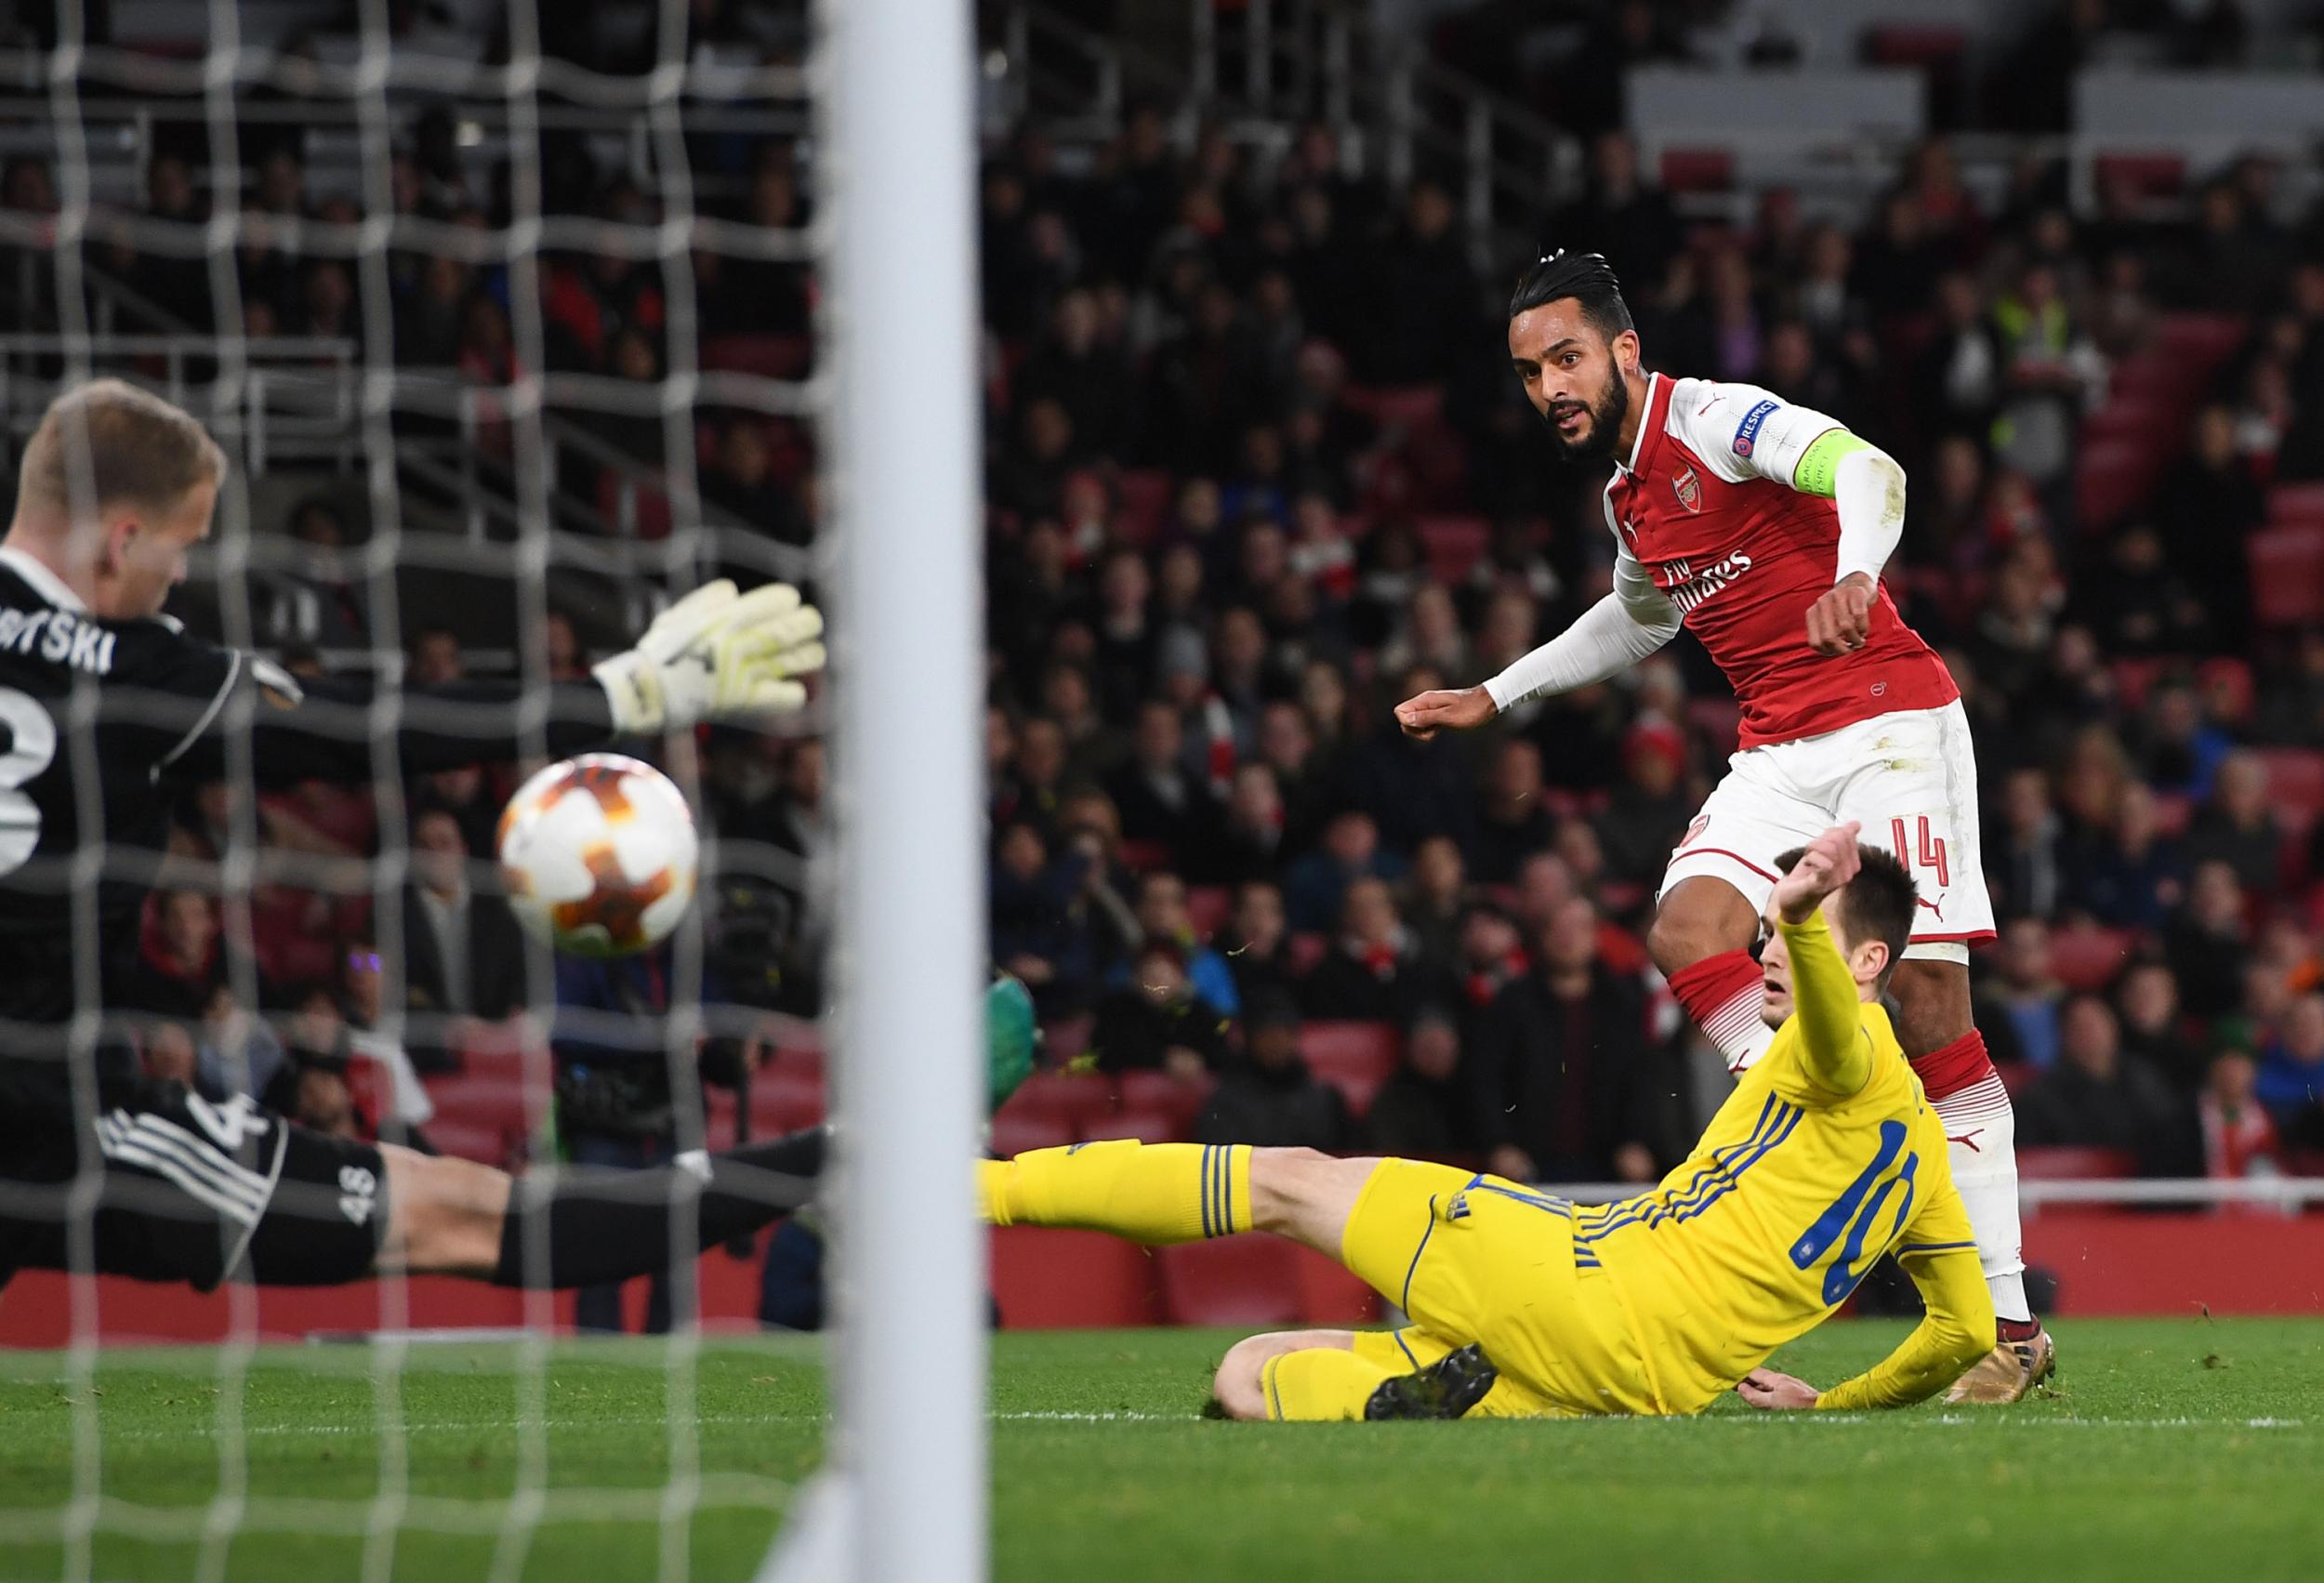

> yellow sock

[
  {"left": 977, "top": 1141, "right": 1251, "bottom": 1243},
  {"left": 1261, "top": 1348, "right": 1399, "bottom": 1421}
]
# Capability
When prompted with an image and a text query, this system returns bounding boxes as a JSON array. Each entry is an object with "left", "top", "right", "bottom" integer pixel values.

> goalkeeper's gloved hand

[{"left": 592, "top": 579, "right": 826, "bottom": 734}]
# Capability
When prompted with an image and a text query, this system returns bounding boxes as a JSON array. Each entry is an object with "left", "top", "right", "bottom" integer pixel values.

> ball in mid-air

[{"left": 497, "top": 753, "right": 698, "bottom": 956}]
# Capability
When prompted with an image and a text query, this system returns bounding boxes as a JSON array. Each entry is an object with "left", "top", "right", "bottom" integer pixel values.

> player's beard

[{"left": 1539, "top": 363, "right": 1630, "bottom": 463}]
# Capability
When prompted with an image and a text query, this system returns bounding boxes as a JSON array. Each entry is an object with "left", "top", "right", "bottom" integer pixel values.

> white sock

[
  {"left": 1703, "top": 984, "right": 1779, "bottom": 1075},
  {"left": 1930, "top": 1071, "right": 2033, "bottom": 1325}
]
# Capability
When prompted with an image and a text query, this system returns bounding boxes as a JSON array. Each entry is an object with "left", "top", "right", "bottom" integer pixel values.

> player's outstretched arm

[
  {"left": 1741, "top": 1243, "right": 1996, "bottom": 1412},
  {"left": 1395, "top": 553, "right": 1678, "bottom": 739},
  {"left": 165, "top": 580, "right": 825, "bottom": 786},
  {"left": 1769, "top": 823, "right": 1874, "bottom": 1101}
]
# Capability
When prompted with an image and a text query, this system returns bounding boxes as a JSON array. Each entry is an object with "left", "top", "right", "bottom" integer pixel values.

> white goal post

[{"left": 759, "top": 0, "right": 988, "bottom": 1579}]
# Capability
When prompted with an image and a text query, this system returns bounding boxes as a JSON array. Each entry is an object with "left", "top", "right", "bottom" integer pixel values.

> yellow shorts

[{"left": 1339, "top": 1158, "right": 1660, "bottom": 1418}]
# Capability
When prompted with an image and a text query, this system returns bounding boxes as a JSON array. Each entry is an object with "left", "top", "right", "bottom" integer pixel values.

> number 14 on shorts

[{"left": 1889, "top": 815, "right": 1948, "bottom": 888}]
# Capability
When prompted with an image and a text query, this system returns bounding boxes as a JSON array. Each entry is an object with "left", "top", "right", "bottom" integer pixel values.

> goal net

[{"left": 0, "top": 0, "right": 984, "bottom": 1578}]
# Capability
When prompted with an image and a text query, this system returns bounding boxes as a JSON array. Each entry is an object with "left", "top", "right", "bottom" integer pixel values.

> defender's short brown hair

[
  {"left": 16, "top": 378, "right": 227, "bottom": 522},
  {"left": 1772, "top": 841, "right": 1918, "bottom": 988}
]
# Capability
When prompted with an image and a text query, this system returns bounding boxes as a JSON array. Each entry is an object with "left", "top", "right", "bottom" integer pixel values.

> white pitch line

[
  {"left": 44, "top": 1410, "right": 2306, "bottom": 1442},
  {"left": 57, "top": 1408, "right": 1205, "bottom": 1442}
]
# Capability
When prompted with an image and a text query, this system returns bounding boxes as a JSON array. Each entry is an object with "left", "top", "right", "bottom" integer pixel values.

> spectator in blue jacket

[
  {"left": 1115, "top": 870, "right": 1241, "bottom": 1016},
  {"left": 2256, "top": 992, "right": 2324, "bottom": 1148}
]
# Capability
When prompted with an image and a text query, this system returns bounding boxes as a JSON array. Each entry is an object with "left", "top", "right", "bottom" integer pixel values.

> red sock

[
  {"left": 1909, "top": 1029, "right": 1996, "bottom": 1103},
  {"left": 1666, "top": 949, "right": 1768, "bottom": 1065}
]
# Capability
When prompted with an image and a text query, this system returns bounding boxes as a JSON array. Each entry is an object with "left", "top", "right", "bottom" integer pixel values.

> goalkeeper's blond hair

[{"left": 15, "top": 378, "right": 227, "bottom": 524}]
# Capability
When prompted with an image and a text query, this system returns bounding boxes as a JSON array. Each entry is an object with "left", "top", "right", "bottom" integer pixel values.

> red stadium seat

[
  {"left": 1115, "top": 468, "right": 1174, "bottom": 545},
  {"left": 996, "top": 1070, "right": 1114, "bottom": 1140},
  {"left": 2248, "top": 524, "right": 2324, "bottom": 627},
  {"left": 2110, "top": 356, "right": 2178, "bottom": 403},
  {"left": 1155, "top": 1237, "right": 1304, "bottom": 1326},
  {"left": 988, "top": 1110, "right": 1076, "bottom": 1155},
  {"left": 2048, "top": 926, "right": 2134, "bottom": 992},
  {"left": 700, "top": 333, "right": 811, "bottom": 380},
  {"left": 1299, "top": 1021, "right": 1401, "bottom": 1080},
  {"left": 1287, "top": 932, "right": 1328, "bottom": 976},
  {"left": 990, "top": 1227, "right": 1161, "bottom": 1328},
  {"left": 452, "top": 1018, "right": 542, "bottom": 1074},
  {"left": 2266, "top": 482, "right": 2324, "bottom": 525},
  {"left": 766, "top": 1036, "right": 825, "bottom": 1078},
  {"left": 1040, "top": 1013, "right": 1094, "bottom": 1065},
  {"left": 1347, "top": 385, "right": 1444, "bottom": 429},
  {"left": 2095, "top": 151, "right": 2186, "bottom": 199},
  {"left": 425, "top": 1115, "right": 518, "bottom": 1169},
  {"left": 1108, "top": 1105, "right": 1186, "bottom": 1144},
  {"left": 1863, "top": 23, "right": 1967, "bottom": 67},
  {"left": 1116, "top": 838, "right": 1172, "bottom": 875},
  {"left": 1298, "top": 1022, "right": 1401, "bottom": 1121},
  {"left": 2260, "top": 748, "right": 2324, "bottom": 835},
  {"left": 2149, "top": 791, "right": 2194, "bottom": 838},
  {"left": 2081, "top": 400, "right": 2179, "bottom": 449},
  {"left": 1292, "top": 1247, "right": 1380, "bottom": 1324},
  {"left": 2108, "top": 657, "right": 2170, "bottom": 711},
  {"left": 1185, "top": 884, "right": 1233, "bottom": 941},
  {"left": 1418, "top": 515, "right": 1489, "bottom": 584},
  {"left": 1658, "top": 147, "right": 1734, "bottom": 193},
  {"left": 2017, "top": 1145, "right": 2138, "bottom": 1181},
  {"left": 755, "top": 1065, "right": 827, "bottom": 1132},
  {"left": 1686, "top": 696, "right": 1740, "bottom": 756},
  {"left": 1115, "top": 1070, "right": 1215, "bottom": 1135},
  {"left": 595, "top": 469, "right": 674, "bottom": 541},
  {"left": 420, "top": 1074, "right": 547, "bottom": 1147},
  {"left": 2154, "top": 313, "right": 2248, "bottom": 371},
  {"left": 2075, "top": 439, "right": 2157, "bottom": 530}
]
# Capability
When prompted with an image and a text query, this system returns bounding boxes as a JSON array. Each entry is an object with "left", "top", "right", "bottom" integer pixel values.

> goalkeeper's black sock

[{"left": 488, "top": 1126, "right": 827, "bottom": 1289}]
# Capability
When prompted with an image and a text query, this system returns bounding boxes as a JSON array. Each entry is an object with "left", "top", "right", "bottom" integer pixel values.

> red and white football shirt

[{"left": 1604, "top": 373, "right": 1957, "bottom": 748}]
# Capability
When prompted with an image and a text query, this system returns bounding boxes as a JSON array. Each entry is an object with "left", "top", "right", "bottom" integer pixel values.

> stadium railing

[{"left": 1537, "top": 1178, "right": 2324, "bottom": 1210}]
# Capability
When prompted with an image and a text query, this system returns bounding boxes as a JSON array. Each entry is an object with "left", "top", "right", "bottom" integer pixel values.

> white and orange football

[{"left": 496, "top": 753, "right": 699, "bottom": 956}]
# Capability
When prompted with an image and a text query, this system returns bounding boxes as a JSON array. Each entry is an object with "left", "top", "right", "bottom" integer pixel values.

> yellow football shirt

[{"left": 1575, "top": 912, "right": 1994, "bottom": 1414}]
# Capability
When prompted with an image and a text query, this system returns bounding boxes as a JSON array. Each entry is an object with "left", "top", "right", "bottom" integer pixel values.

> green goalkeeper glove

[{"left": 593, "top": 579, "right": 826, "bottom": 734}]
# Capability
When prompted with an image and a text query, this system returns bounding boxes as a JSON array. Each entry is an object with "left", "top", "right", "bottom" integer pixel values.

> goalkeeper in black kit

[{"left": 0, "top": 379, "right": 833, "bottom": 1299}]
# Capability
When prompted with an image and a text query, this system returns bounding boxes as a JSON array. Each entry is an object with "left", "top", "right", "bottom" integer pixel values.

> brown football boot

[{"left": 1945, "top": 1326, "right": 2055, "bottom": 1405}]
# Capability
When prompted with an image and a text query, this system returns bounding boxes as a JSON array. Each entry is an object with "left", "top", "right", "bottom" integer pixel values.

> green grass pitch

[{"left": 0, "top": 1318, "right": 2318, "bottom": 1582}]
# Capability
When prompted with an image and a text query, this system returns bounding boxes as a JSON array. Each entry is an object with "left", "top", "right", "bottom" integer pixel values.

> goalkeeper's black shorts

[{"left": 0, "top": 1069, "right": 388, "bottom": 1293}]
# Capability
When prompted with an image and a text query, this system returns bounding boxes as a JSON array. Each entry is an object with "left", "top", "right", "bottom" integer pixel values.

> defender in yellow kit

[{"left": 978, "top": 823, "right": 1995, "bottom": 1419}]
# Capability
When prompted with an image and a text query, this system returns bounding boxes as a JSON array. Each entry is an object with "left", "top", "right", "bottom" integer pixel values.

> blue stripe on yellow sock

[
  {"left": 1222, "top": 1144, "right": 1236, "bottom": 1234},
  {"left": 1198, "top": 1146, "right": 1215, "bottom": 1239}
]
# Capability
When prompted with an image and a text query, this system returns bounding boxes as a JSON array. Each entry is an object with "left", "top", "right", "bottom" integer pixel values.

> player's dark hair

[
  {"left": 1508, "top": 250, "right": 1633, "bottom": 339},
  {"left": 1772, "top": 842, "right": 1917, "bottom": 987}
]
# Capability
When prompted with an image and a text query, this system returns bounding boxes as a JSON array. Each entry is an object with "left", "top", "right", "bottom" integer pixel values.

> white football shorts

[{"left": 1657, "top": 699, "right": 1995, "bottom": 963}]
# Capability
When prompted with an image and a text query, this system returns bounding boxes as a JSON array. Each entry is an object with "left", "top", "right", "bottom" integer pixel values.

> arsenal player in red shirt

[{"left": 1397, "top": 252, "right": 2050, "bottom": 1402}]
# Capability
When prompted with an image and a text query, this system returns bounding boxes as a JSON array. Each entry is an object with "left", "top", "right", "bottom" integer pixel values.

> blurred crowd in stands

[
  {"left": 7, "top": 26, "right": 2324, "bottom": 1204},
  {"left": 1429, "top": 0, "right": 2324, "bottom": 135},
  {"left": 966, "top": 106, "right": 2324, "bottom": 1187}
]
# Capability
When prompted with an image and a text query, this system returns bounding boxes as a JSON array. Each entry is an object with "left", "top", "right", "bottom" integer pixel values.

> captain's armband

[{"left": 1792, "top": 430, "right": 1872, "bottom": 498}]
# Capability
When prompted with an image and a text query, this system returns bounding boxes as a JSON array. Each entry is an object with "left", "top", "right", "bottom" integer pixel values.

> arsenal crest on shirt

[{"left": 1671, "top": 464, "right": 1702, "bottom": 514}]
